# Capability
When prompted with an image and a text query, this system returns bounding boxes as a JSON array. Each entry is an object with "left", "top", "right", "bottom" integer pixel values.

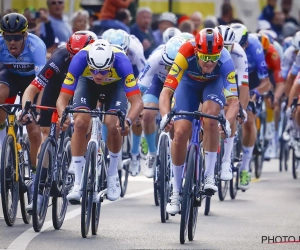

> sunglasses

[
  {"left": 3, "top": 35, "right": 24, "bottom": 42},
  {"left": 165, "top": 65, "right": 172, "bottom": 72},
  {"left": 50, "top": 1, "right": 63, "bottom": 5},
  {"left": 224, "top": 44, "right": 233, "bottom": 53},
  {"left": 197, "top": 51, "right": 221, "bottom": 62},
  {"left": 89, "top": 66, "right": 111, "bottom": 76}
]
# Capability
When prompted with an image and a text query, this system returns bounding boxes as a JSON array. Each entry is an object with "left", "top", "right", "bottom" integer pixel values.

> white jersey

[
  {"left": 127, "top": 35, "right": 146, "bottom": 72},
  {"left": 230, "top": 42, "right": 249, "bottom": 87},
  {"left": 281, "top": 45, "right": 297, "bottom": 80},
  {"left": 137, "top": 45, "right": 167, "bottom": 94},
  {"left": 273, "top": 40, "right": 283, "bottom": 61}
]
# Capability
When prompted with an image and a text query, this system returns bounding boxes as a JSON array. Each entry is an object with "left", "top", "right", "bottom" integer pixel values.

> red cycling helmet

[
  {"left": 195, "top": 28, "right": 223, "bottom": 54},
  {"left": 66, "top": 30, "right": 98, "bottom": 55}
]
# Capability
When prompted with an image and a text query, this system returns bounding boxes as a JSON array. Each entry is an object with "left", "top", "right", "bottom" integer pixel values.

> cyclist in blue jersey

[
  {"left": 0, "top": 13, "right": 46, "bottom": 177},
  {"left": 231, "top": 23, "right": 271, "bottom": 190},
  {"left": 57, "top": 39, "right": 143, "bottom": 203}
]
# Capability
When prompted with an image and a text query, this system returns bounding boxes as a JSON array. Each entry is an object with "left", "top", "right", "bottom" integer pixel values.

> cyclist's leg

[
  {"left": 142, "top": 77, "right": 163, "bottom": 178},
  {"left": 103, "top": 81, "right": 127, "bottom": 201}
]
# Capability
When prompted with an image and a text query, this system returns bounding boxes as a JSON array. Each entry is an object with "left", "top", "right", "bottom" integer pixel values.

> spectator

[
  {"left": 87, "top": 9, "right": 98, "bottom": 31},
  {"left": 178, "top": 15, "right": 190, "bottom": 26},
  {"left": 71, "top": 10, "right": 90, "bottom": 32},
  {"left": 23, "top": 8, "right": 38, "bottom": 34},
  {"left": 128, "top": 0, "right": 139, "bottom": 24},
  {"left": 218, "top": 3, "right": 233, "bottom": 25},
  {"left": 281, "top": 0, "right": 298, "bottom": 25},
  {"left": 130, "top": 7, "right": 156, "bottom": 58},
  {"left": 271, "top": 11, "right": 285, "bottom": 42},
  {"left": 190, "top": 11, "right": 202, "bottom": 36},
  {"left": 178, "top": 20, "right": 194, "bottom": 34},
  {"left": 39, "top": 0, "right": 72, "bottom": 47},
  {"left": 153, "top": 12, "right": 177, "bottom": 46},
  {"left": 115, "top": 8, "right": 132, "bottom": 27},
  {"left": 259, "top": 0, "right": 276, "bottom": 23},
  {"left": 282, "top": 21, "right": 299, "bottom": 38},
  {"left": 204, "top": 15, "right": 218, "bottom": 28}
]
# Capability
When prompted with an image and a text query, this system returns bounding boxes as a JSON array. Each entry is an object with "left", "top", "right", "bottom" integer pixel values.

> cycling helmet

[
  {"left": 292, "top": 31, "right": 300, "bottom": 50},
  {"left": 179, "top": 32, "right": 194, "bottom": 41},
  {"left": 101, "top": 28, "right": 115, "bottom": 41},
  {"left": 283, "top": 36, "right": 293, "bottom": 52},
  {"left": 0, "top": 13, "right": 28, "bottom": 33},
  {"left": 258, "top": 29, "right": 276, "bottom": 43},
  {"left": 256, "top": 33, "right": 270, "bottom": 51},
  {"left": 161, "top": 36, "right": 185, "bottom": 66},
  {"left": 195, "top": 28, "right": 223, "bottom": 54},
  {"left": 158, "top": 12, "right": 177, "bottom": 25},
  {"left": 217, "top": 25, "right": 235, "bottom": 45},
  {"left": 67, "top": 30, "right": 97, "bottom": 55},
  {"left": 162, "top": 27, "right": 181, "bottom": 43},
  {"left": 87, "top": 39, "right": 115, "bottom": 69},
  {"left": 230, "top": 23, "right": 248, "bottom": 47},
  {"left": 108, "top": 29, "right": 130, "bottom": 53}
]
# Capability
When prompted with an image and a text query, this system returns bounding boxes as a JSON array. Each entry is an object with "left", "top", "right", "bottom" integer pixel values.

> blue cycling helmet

[
  {"left": 108, "top": 29, "right": 130, "bottom": 53},
  {"left": 102, "top": 28, "right": 116, "bottom": 41},
  {"left": 179, "top": 32, "right": 194, "bottom": 41},
  {"left": 161, "top": 36, "right": 185, "bottom": 66}
]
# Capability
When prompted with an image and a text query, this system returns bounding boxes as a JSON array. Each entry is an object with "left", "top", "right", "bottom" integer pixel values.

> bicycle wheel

[
  {"left": 81, "top": 141, "right": 96, "bottom": 238},
  {"left": 230, "top": 166, "right": 239, "bottom": 199},
  {"left": 52, "top": 137, "right": 71, "bottom": 230},
  {"left": 0, "top": 135, "right": 19, "bottom": 226},
  {"left": 32, "top": 137, "right": 54, "bottom": 232},
  {"left": 180, "top": 145, "right": 196, "bottom": 244},
  {"left": 204, "top": 197, "right": 211, "bottom": 216},
  {"left": 279, "top": 114, "right": 288, "bottom": 172},
  {"left": 19, "top": 141, "right": 32, "bottom": 224},
  {"left": 292, "top": 148, "right": 298, "bottom": 179},
  {"left": 119, "top": 136, "right": 130, "bottom": 197},
  {"left": 158, "top": 134, "right": 169, "bottom": 223},
  {"left": 217, "top": 140, "right": 228, "bottom": 201}
]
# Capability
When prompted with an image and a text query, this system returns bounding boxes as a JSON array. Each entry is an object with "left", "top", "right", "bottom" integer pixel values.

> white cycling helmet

[
  {"left": 87, "top": 39, "right": 115, "bottom": 69},
  {"left": 230, "top": 23, "right": 248, "bottom": 47},
  {"left": 292, "top": 31, "right": 300, "bottom": 50},
  {"left": 179, "top": 32, "right": 194, "bottom": 41},
  {"left": 158, "top": 12, "right": 177, "bottom": 26},
  {"left": 101, "top": 28, "right": 116, "bottom": 41},
  {"left": 217, "top": 25, "right": 235, "bottom": 45},
  {"left": 161, "top": 36, "right": 185, "bottom": 66},
  {"left": 108, "top": 29, "right": 130, "bottom": 53},
  {"left": 162, "top": 27, "right": 181, "bottom": 43}
]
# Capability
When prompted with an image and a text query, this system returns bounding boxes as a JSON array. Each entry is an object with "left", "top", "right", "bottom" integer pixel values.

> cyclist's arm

[
  {"left": 284, "top": 71, "right": 297, "bottom": 97},
  {"left": 31, "top": 36, "right": 47, "bottom": 76},
  {"left": 159, "top": 87, "right": 173, "bottom": 118},
  {"left": 287, "top": 73, "right": 300, "bottom": 107}
]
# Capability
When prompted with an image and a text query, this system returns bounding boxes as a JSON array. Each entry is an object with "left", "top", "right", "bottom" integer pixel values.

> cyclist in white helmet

[
  {"left": 217, "top": 25, "right": 249, "bottom": 181},
  {"left": 162, "top": 27, "right": 181, "bottom": 43},
  {"left": 129, "top": 36, "right": 185, "bottom": 177}
]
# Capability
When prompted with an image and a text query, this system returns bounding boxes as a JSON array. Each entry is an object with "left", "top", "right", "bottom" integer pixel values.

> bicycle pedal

[
  {"left": 204, "top": 190, "right": 215, "bottom": 196},
  {"left": 68, "top": 200, "right": 80, "bottom": 205}
]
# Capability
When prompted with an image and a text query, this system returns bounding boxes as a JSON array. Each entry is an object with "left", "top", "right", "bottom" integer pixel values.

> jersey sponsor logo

[
  {"left": 44, "top": 68, "right": 54, "bottom": 79},
  {"left": 230, "top": 88, "right": 237, "bottom": 92},
  {"left": 35, "top": 66, "right": 39, "bottom": 72},
  {"left": 165, "top": 78, "right": 173, "bottom": 84},
  {"left": 64, "top": 72, "right": 75, "bottom": 85},
  {"left": 208, "top": 94, "right": 223, "bottom": 106},
  {"left": 125, "top": 73, "right": 136, "bottom": 88},
  {"left": 256, "top": 48, "right": 263, "bottom": 54},
  {"left": 169, "top": 63, "right": 181, "bottom": 77},
  {"left": 139, "top": 64, "right": 150, "bottom": 81},
  {"left": 226, "top": 71, "right": 236, "bottom": 84},
  {"left": 243, "top": 75, "right": 248, "bottom": 79},
  {"left": 231, "top": 51, "right": 243, "bottom": 58},
  {"left": 49, "top": 62, "right": 60, "bottom": 73},
  {"left": 6, "top": 63, "right": 34, "bottom": 72},
  {"left": 271, "top": 52, "right": 278, "bottom": 60}
]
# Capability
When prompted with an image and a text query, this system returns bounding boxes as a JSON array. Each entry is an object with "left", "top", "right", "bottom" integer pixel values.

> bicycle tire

[
  {"left": 0, "top": 135, "right": 19, "bottom": 226},
  {"left": 230, "top": 165, "right": 239, "bottom": 199},
  {"left": 52, "top": 137, "right": 71, "bottom": 230},
  {"left": 32, "top": 137, "right": 54, "bottom": 232},
  {"left": 292, "top": 149, "right": 298, "bottom": 179},
  {"left": 180, "top": 145, "right": 196, "bottom": 244},
  {"left": 159, "top": 134, "right": 169, "bottom": 223},
  {"left": 81, "top": 141, "right": 96, "bottom": 238},
  {"left": 217, "top": 140, "right": 228, "bottom": 201},
  {"left": 19, "top": 141, "right": 32, "bottom": 224},
  {"left": 204, "top": 197, "right": 211, "bottom": 216}
]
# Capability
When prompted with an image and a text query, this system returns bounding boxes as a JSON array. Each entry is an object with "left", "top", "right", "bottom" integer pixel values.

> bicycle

[
  {"left": 20, "top": 101, "right": 73, "bottom": 232},
  {"left": 0, "top": 103, "right": 32, "bottom": 226},
  {"left": 161, "top": 109, "right": 228, "bottom": 244},
  {"left": 61, "top": 106, "right": 125, "bottom": 238}
]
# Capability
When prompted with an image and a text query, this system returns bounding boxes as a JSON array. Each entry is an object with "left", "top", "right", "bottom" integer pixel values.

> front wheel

[
  {"left": 292, "top": 149, "right": 298, "bottom": 179},
  {"left": 230, "top": 166, "right": 239, "bottom": 199}
]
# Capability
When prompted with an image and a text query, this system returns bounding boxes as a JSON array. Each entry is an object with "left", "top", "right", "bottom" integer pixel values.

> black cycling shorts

[{"left": 72, "top": 76, "right": 127, "bottom": 114}]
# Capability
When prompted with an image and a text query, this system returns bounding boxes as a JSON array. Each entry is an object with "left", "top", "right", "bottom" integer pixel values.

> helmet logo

[
  {"left": 75, "top": 35, "right": 81, "bottom": 41},
  {"left": 96, "top": 46, "right": 104, "bottom": 50}
]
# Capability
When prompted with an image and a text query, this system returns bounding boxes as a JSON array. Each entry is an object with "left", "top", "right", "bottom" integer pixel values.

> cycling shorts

[{"left": 142, "top": 75, "right": 164, "bottom": 104}]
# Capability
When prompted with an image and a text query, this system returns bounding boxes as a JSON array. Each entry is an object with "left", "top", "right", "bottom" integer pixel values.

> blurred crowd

[{"left": 1, "top": 0, "right": 299, "bottom": 59}]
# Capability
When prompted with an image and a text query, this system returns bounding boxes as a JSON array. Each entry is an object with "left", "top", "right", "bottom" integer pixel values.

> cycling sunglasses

[
  {"left": 224, "top": 44, "right": 233, "bottom": 52},
  {"left": 197, "top": 51, "right": 221, "bottom": 62},
  {"left": 3, "top": 35, "right": 24, "bottom": 42},
  {"left": 89, "top": 66, "right": 111, "bottom": 76},
  {"left": 165, "top": 65, "right": 172, "bottom": 72}
]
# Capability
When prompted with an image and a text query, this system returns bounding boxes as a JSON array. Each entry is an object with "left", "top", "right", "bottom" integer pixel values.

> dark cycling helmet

[
  {"left": 195, "top": 28, "right": 223, "bottom": 54},
  {"left": 66, "top": 30, "right": 97, "bottom": 55},
  {"left": 0, "top": 13, "right": 28, "bottom": 33}
]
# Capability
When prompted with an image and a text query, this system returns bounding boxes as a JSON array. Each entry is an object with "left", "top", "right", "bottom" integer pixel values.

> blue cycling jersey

[
  {"left": 245, "top": 35, "right": 268, "bottom": 80},
  {"left": 0, "top": 33, "right": 46, "bottom": 76}
]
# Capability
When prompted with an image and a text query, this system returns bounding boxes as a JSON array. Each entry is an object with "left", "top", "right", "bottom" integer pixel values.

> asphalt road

[{"left": 1, "top": 158, "right": 300, "bottom": 250}]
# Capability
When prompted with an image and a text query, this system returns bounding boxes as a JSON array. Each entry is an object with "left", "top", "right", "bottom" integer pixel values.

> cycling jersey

[
  {"left": 164, "top": 40, "right": 238, "bottom": 99},
  {"left": 273, "top": 40, "right": 283, "bottom": 60},
  {"left": 245, "top": 34, "right": 269, "bottom": 80},
  {"left": 230, "top": 42, "right": 248, "bottom": 87},
  {"left": 291, "top": 50, "right": 300, "bottom": 76},
  {"left": 61, "top": 45, "right": 140, "bottom": 97},
  {"left": 0, "top": 33, "right": 46, "bottom": 76},
  {"left": 128, "top": 35, "right": 146, "bottom": 73},
  {"left": 265, "top": 44, "right": 284, "bottom": 84},
  {"left": 281, "top": 45, "right": 298, "bottom": 79}
]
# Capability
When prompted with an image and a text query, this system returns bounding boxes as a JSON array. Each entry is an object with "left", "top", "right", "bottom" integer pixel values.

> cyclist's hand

[
  {"left": 160, "top": 114, "right": 173, "bottom": 132},
  {"left": 59, "top": 115, "right": 71, "bottom": 131},
  {"left": 16, "top": 110, "right": 33, "bottom": 126},
  {"left": 219, "top": 119, "right": 231, "bottom": 139},
  {"left": 286, "top": 107, "right": 292, "bottom": 118},
  {"left": 238, "top": 109, "right": 248, "bottom": 124},
  {"left": 116, "top": 119, "right": 130, "bottom": 136}
]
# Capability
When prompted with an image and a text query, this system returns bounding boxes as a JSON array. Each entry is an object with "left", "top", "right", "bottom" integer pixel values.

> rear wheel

[
  {"left": 1, "top": 135, "right": 19, "bottom": 226},
  {"left": 230, "top": 167, "right": 239, "bottom": 199},
  {"left": 292, "top": 149, "right": 298, "bottom": 179},
  {"left": 217, "top": 140, "right": 228, "bottom": 201}
]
